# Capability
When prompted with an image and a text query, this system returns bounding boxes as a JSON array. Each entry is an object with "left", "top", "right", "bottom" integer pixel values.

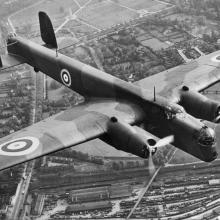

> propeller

[
  {"left": 147, "top": 135, "right": 174, "bottom": 175},
  {"left": 214, "top": 115, "right": 220, "bottom": 123},
  {"left": 126, "top": 135, "right": 174, "bottom": 219},
  {"left": 213, "top": 107, "right": 220, "bottom": 123}
]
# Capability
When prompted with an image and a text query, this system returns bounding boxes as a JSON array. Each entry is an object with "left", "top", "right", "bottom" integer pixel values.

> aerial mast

[{"left": 153, "top": 86, "right": 156, "bottom": 102}]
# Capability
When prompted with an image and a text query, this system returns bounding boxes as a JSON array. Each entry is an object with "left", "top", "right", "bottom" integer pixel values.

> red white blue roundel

[
  {"left": 60, "top": 69, "right": 72, "bottom": 87},
  {"left": 0, "top": 137, "right": 39, "bottom": 156}
]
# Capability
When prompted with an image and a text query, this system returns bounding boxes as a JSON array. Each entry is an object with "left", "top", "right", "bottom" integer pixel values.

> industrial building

[
  {"left": 33, "top": 194, "right": 45, "bottom": 216},
  {"left": 69, "top": 184, "right": 132, "bottom": 203},
  {"left": 65, "top": 201, "right": 112, "bottom": 213}
]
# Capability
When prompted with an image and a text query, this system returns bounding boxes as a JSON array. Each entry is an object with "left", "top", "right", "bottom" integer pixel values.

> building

[
  {"left": 209, "top": 179, "right": 220, "bottom": 185},
  {"left": 33, "top": 194, "right": 45, "bottom": 216},
  {"left": 65, "top": 201, "right": 112, "bottom": 213},
  {"left": 70, "top": 186, "right": 109, "bottom": 203},
  {"left": 69, "top": 184, "right": 132, "bottom": 203},
  {"left": 109, "top": 184, "right": 132, "bottom": 199}
]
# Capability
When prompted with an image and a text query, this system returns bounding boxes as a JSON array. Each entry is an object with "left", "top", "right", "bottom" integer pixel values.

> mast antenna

[{"left": 154, "top": 86, "right": 156, "bottom": 102}]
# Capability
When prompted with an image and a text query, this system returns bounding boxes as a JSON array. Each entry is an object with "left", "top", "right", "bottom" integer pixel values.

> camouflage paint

[{"left": 0, "top": 33, "right": 219, "bottom": 170}]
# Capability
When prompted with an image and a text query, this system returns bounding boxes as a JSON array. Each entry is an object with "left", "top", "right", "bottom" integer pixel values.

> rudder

[{"left": 39, "top": 11, "right": 58, "bottom": 49}]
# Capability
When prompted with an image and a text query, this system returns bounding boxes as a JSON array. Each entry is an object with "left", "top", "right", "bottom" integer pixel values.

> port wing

[
  {"left": 0, "top": 100, "right": 143, "bottom": 171},
  {"left": 134, "top": 50, "right": 220, "bottom": 102}
]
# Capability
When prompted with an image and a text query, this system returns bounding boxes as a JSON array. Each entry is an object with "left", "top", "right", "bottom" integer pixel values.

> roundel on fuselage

[{"left": 60, "top": 69, "right": 72, "bottom": 87}]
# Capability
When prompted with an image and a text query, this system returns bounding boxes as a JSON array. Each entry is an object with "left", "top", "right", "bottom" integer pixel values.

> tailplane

[{"left": 39, "top": 11, "right": 58, "bottom": 49}]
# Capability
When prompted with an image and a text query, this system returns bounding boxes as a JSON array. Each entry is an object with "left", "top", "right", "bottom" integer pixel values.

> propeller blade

[
  {"left": 148, "top": 150, "right": 156, "bottom": 175},
  {"left": 154, "top": 135, "right": 174, "bottom": 149},
  {"left": 147, "top": 135, "right": 174, "bottom": 175},
  {"left": 214, "top": 115, "right": 220, "bottom": 123}
]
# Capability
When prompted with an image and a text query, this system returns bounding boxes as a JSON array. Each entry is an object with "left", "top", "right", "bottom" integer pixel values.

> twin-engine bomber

[{"left": 0, "top": 11, "right": 220, "bottom": 170}]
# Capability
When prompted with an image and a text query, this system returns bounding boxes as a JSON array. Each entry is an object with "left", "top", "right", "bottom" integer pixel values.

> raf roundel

[
  {"left": 60, "top": 69, "right": 72, "bottom": 87},
  {"left": 0, "top": 137, "right": 39, "bottom": 156}
]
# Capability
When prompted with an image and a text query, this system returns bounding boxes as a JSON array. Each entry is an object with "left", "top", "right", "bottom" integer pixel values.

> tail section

[
  {"left": 39, "top": 11, "right": 58, "bottom": 49},
  {"left": 0, "top": 11, "right": 72, "bottom": 70}
]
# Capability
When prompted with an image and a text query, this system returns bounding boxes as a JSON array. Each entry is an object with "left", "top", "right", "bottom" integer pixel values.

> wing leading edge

[{"left": 0, "top": 100, "right": 143, "bottom": 171}]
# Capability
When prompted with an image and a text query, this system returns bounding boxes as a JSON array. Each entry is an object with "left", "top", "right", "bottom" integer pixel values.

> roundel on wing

[
  {"left": 0, "top": 137, "right": 39, "bottom": 156},
  {"left": 211, "top": 55, "right": 220, "bottom": 63},
  {"left": 60, "top": 69, "right": 72, "bottom": 87}
]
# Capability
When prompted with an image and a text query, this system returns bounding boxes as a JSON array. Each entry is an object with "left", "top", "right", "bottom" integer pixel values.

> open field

[
  {"left": 61, "top": 19, "right": 97, "bottom": 39},
  {"left": 117, "top": 0, "right": 167, "bottom": 11},
  {"left": 78, "top": 1, "right": 138, "bottom": 29},
  {"left": 10, "top": 0, "right": 79, "bottom": 27},
  {"left": 9, "top": 0, "right": 174, "bottom": 40},
  {"left": 141, "top": 38, "right": 169, "bottom": 49},
  {"left": 16, "top": 18, "right": 66, "bottom": 39},
  {"left": 9, "top": 0, "right": 171, "bottom": 31}
]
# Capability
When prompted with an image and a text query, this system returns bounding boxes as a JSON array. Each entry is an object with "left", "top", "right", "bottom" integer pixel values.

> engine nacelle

[
  {"left": 179, "top": 86, "right": 220, "bottom": 122},
  {"left": 104, "top": 117, "right": 156, "bottom": 158}
]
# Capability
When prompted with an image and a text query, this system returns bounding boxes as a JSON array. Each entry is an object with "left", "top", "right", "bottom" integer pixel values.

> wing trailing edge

[{"left": 0, "top": 100, "right": 144, "bottom": 171}]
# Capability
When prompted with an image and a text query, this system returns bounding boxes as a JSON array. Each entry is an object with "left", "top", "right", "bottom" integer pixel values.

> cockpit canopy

[{"left": 164, "top": 104, "right": 185, "bottom": 120}]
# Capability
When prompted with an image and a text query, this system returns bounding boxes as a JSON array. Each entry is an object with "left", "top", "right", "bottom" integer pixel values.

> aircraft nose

[
  {"left": 207, "top": 127, "right": 215, "bottom": 139},
  {"left": 197, "top": 126, "right": 216, "bottom": 147},
  {"left": 196, "top": 126, "right": 218, "bottom": 162}
]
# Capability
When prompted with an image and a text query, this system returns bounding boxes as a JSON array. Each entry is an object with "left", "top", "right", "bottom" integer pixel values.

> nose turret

[
  {"left": 197, "top": 126, "right": 216, "bottom": 147},
  {"left": 196, "top": 126, "right": 217, "bottom": 162}
]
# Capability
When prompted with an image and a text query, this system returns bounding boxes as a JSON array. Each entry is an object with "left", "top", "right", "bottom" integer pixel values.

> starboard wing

[
  {"left": 0, "top": 100, "right": 143, "bottom": 171},
  {"left": 134, "top": 50, "right": 220, "bottom": 103}
]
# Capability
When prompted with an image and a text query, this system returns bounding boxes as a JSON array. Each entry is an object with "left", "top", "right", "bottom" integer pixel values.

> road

[
  {"left": 9, "top": 161, "right": 35, "bottom": 219},
  {"left": 6, "top": 69, "right": 38, "bottom": 220}
]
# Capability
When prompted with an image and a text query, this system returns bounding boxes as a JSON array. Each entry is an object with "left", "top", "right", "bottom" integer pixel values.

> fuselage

[{"left": 6, "top": 35, "right": 217, "bottom": 162}]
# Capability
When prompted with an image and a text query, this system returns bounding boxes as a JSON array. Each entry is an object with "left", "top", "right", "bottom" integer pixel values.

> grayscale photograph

[{"left": 0, "top": 0, "right": 220, "bottom": 219}]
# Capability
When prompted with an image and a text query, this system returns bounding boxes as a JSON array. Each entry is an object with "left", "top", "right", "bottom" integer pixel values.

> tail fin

[{"left": 39, "top": 11, "right": 58, "bottom": 49}]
